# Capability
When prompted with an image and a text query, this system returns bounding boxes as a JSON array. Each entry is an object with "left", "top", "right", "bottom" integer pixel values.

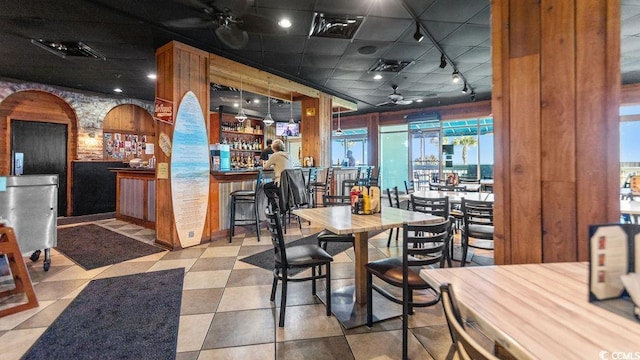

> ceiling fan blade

[
  {"left": 236, "top": 14, "right": 282, "bottom": 34},
  {"left": 215, "top": 25, "right": 249, "bottom": 49},
  {"left": 396, "top": 99, "right": 413, "bottom": 105},
  {"left": 163, "top": 17, "right": 215, "bottom": 28},
  {"left": 215, "top": 0, "right": 248, "bottom": 16},
  {"left": 172, "top": 0, "right": 213, "bottom": 11},
  {"left": 376, "top": 101, "right": 396, "bottom": 107}
]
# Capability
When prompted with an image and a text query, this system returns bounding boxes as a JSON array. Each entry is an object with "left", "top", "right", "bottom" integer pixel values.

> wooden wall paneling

[
  {"left": 103, "top": 104, "right": 154, "bottom": 134},
  {"left": 367, "top": 113, "right": 379, "bottom": 167},
  {"left": 155, "top": 41, "right": 210, "bottom": 249},
  {"left": 492, "top": 0, "right": 510, "bottom": 265},
  {"left": 509, "top": 0, "right": 541, "bottom": 58},
  {"left": 301, "top": 97, "right": 321, "bottom": 165},
  {"left": 509, "top": 54, "right": 543, "bottom": 264},
  {"left": 540, "top": 0, "right": 578, "bottom": 262},
  {"left": 0, "top": 91, "right": 77, "bottom": 216},
  {"left": 209, "top": 112, "right": 220, "bottom": 144},
  {"left": 575, "top": 0, "right": 620, "bottom": 261}
]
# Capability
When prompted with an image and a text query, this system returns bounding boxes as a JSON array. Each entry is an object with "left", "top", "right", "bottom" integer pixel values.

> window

[{"left": 332, "top": 128, "right": 368, "bottom": 166}]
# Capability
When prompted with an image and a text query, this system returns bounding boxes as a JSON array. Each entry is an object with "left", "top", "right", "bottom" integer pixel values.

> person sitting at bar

[
  {"left": 260, "top": 139, "right": 274, "bottom": 165},
  {"left": 263, "top": 139, "right": 293, "bottom": 188}
]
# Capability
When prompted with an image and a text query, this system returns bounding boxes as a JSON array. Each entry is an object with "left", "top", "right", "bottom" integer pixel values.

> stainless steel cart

[{"left": 0, "top": 175, "right": 58, "bottom": 271}]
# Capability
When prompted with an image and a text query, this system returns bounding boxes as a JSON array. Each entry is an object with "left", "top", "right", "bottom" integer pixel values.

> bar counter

[{"left": 110, "top": 168, "right": 156, "bottom": 229}]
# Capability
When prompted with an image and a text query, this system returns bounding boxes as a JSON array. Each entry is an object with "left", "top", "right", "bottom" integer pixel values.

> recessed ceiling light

[
  {"left": 147, "top": 73, "right": 157, "bottom": 80},
  {"left": 278, "top": 18, "right": 292, "bottom": 28},
  {"left": 233, "top": 103, "right": 239, "bottom": 108},
  {"left": 253, "top": 99, "right": 260, "bottom": 104},
  {"left": 113, "top": 88, "right": 123, "bottom": 93},
  {"left": 416, "top": 99, "right": 423, "bottom": 103},
  {"left": 373, "top": 74, "right": 382, "bottom": 80}
]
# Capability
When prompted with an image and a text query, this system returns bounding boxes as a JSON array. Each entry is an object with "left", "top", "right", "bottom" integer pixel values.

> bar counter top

[{"left": 109, "top": 167, "right": 155, "bottom": 174}]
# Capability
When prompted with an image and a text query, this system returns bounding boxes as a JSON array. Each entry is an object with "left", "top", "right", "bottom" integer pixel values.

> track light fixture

[
  {"left": 461, "top": 83, "right": 468, "bottom": 94},
  {"left": 439, "top": 53, "right": 447, "bottom": 69},
  {"left": 335, "top": 109, "right": 343, "bottom": 136},
  {"left": 263, "top": 83, "right": 274, "bottom": 126},
  {"left": 413, "top": 22, "right": 424, "bottom": 42},
  {"left": 452, "top": 70, "right": 460, "bottom": 83},
  {"left": 470, "top": 90, "right": 476, "bottom": 101},
  {"left": 235, "top": 77, "right": 247, "bottom": 122}
]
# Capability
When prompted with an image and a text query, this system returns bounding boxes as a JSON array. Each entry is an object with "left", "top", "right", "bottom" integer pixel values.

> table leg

[{"left": 353, "top": 231, "right": 369, "bottom": 304}]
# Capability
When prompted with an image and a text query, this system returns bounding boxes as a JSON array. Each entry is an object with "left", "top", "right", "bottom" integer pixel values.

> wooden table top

[
  {"left": 420, "top": 263, "right": 640, "bottom": 359},
  {"left": 292, "top": 206, "right": 443, "bottom": 235}
]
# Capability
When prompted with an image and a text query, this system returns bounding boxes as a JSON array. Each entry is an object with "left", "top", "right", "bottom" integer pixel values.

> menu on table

[{"left": 588, "top": 223, "right": 639, "bottom": 321}]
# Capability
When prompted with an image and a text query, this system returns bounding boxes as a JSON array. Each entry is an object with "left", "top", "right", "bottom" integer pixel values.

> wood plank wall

[
  {"left": 492, "top": 0, "right": 621, "bottom": 264},
  {"left": 155, "top": 41, "right": 210, "bottom": 249},
  {"left": 300, "top": 94, "right": 331, "bottom": 167},
  {"left": 0, "top": 90, "right": 77, "bottom": 215}
]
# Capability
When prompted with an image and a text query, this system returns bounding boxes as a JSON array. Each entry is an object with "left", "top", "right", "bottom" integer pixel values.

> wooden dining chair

[
  {"left": 385, "top": 186, "right": 401, "bottom": 247},
  {"left": 410, "top": 194, "right": 453, "bottom": 266},
  {"left": 263, "top": 187, "right": 334, "bottom": 327},
  {"left": 440, "top": 283, "right": 498, "bottom": 360},
  {"left": 317, "top": 194, "right": 355, "bottom": 250},
  {"left": 460, "top": 198, "right": 494, "bottom": 267},
  {"left": 366, "top": 220, "right": 451, "bottom": 360}
]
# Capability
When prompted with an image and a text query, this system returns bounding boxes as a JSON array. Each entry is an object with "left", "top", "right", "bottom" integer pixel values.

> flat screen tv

[{"left": 276, "top": 122, "right": 300, "bottom": 137}]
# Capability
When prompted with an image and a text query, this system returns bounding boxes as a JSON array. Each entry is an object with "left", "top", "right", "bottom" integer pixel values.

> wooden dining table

[
  {"left": 292, "top": 205, "right": 443, "bottom": 304},
  {"left": 420, "top": 262, "right": 640, "bottom": 359}
]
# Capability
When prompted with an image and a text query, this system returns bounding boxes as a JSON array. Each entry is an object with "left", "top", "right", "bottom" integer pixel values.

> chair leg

[
  {"left": 229, "top": 196, "right": 235, "bottom": 243},
  {"left": 279, "top": 271, "right": 288, "bottom": 327},
  {"left": 254, "top": 199, "right": 261, "bottom": 242},
  {"left": 402, "top": 285, "right": 409, "bottom": 360},
  {"left": 386, "top": 228, "right": 393, "bottom": 247},
  {"left": 270, "top": 270, "right": 278, "bottom": 301},
  {"left": 461, "top": 235, "right": 468, "bottom": 267},
  {"left": 366, "top": 271, "right": 373, "bottom": 327},
  {"left": 325, "top": 263, "right": 331, "bottom": 316},
  {"left": 311, "top": 266, "right": 317, "bottom": 295}
]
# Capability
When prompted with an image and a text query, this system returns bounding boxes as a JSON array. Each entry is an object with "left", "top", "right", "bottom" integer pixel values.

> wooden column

[
  {"left": 155, "top": 41, "right": 210, "bottom": 249},
  {"left": 300, "top": 94, "right": 332, "bottom": 167},
  {"left": 492, "top": 0, "right": 620, "bottom": 264}
]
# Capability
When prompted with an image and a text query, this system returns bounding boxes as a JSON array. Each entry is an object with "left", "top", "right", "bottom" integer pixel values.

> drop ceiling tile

[
  {"left": 441, "top": 24, "right": 491, "bottom": 47},
  {"left": 303, "top": 37, "right": 350, "bottom": 56},
  {"left": 420, "top": 0, "right": 489, "bottom": 23},
  {"left": 354, "top": 16, "right": 413, "bottom": 42}
]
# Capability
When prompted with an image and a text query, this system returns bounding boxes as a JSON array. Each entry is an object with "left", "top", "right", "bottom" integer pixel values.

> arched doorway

[{"left": 0, "top": 90, "right": 78, "bottom": 216}]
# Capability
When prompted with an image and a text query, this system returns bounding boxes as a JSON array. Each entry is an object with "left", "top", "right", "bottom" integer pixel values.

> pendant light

[
  {"left": 263, "top": 82, "right": 274, "bottom": 126},
  {"left": 235, "top": 77, "right": 247, "bottom": 122},
  {"left": 287, "top": 92, "right": 296, "bottom": 129},
  {"left": 335, "top": 108, "right": 343, "bottom": 136}
]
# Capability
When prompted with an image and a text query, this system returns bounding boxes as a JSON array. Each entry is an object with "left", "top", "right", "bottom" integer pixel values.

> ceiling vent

[
  {"left": 30, "top": 39, "right": 105, "bottom": 60},
  {"left": 370, "top": 59, "right": 412, "bottom": 72},
  {"left": 309, "top": 13, "right": 364, "bottom": 39},
  {"left": 405, "top": 111, "right": 441, "bottom": 122}
]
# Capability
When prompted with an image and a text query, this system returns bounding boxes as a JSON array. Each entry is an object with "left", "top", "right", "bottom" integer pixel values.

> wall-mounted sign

[
  {"left": 159, "top": 132, "right": 172, "bottom": 156},
  {"left": 154, "top": 97, "right": 174, "bottom": 125},
  {"left": 305, "top": 107, "right": 316, "bottom": 116}
]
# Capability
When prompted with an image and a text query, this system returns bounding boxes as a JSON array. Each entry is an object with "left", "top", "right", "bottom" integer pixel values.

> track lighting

[
  {"left": 470, "top": 90, "right": 476, "bottom": 102},
  {"left": 287, "top": 92, "right": 296, "bottom": 130},
  {"left": 439, "top": 53, "right": 447, "bottom": 69},
  {"left": 235, "top": 77, "right": 247, "bottom": 122},
  {"left": 335, "top": 109, "right": 343, "bottom": 136},
  {"left": 452, "top": 70, "right": 460, "bottom": 83},
  {"left": 413, "top": 22, "right": 424, "bottom": 42},
  {"left": 461, "top": 83, "right": 468, "bottom": 94}
]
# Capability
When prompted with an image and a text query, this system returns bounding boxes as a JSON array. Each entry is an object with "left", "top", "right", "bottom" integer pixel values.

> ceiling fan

[
  {"left": 163, "top": 0, "right": 282, "bottom": 49},
  {"left": 376, "top": 85, "right": 414, "bottom": 106}
]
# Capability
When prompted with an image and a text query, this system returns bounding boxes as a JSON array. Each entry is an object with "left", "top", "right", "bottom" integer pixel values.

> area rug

[
  {"left": 57, "top": 212, "right": 116, "bottom": 226},
  {"left": 56, "top": 224, "right": 164, "bottom": 270},
  {"left": 22, "top": 268, "right": 184, "bottom": 360},
  {"left": 240, "top": 232, "right": 352, "bottom": 275}
]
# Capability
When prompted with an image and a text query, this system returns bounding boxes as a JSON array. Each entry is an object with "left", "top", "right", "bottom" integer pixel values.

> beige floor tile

[
  {"left": 0, "top": 300, "right": 56, "bottom": 331},
  {"left": 177, "top": 313, "right": 215, "bottom": 352},
  {"left": 346, "top": 329, "right": 434, "bottom": 360},
  {"left": 40, "top": 264, "right": 107, "bottom": 281},
  {"left": 217, "top": 285, "right": 275, "bottom": 312},
  {"left": 275, "top": 304, "right": 343, "bottom": 342},
  {"left": 15, "top": 299, "right": 73, "bottom": 329},
  {"left": 190, "top": 256, "right": 236, "bottom": 271},
  {"left": 276, "top": 335, "right": 355, "bottom": 360},
  {"left": 0, "top": 328, "right": 47, "bottom": 360},
  {"left": 202, "top": 309, "right": 275, "bottom": 349},
  {"left": 92, "top": 261, "right": 157, "bottom": 279},
  {"left": 232, "top": 257, "right": 262, "bottom": 270},
  {"left": 32, "top": 279, "right": 88, "bottom": 301},
  {"left": 183, "top": 270, "right": 231, "bottom": 290},
  {"left": 126, "top": 250, "right": 168, "bottom": 263},
  {"left": 147, "top": 258, "right": 197, "bottom": 272},
  {"left": 201, "top": 245, "right": 241, "bottom": 258},
  {"left": 198, "top": 343, "right": 275, "bottom": 360},
  {"left": 226, "top": 268, "right": 273, "bottom": 287},
  {"left": 181, "top": 288, "right": 224, "bottom": 315}
]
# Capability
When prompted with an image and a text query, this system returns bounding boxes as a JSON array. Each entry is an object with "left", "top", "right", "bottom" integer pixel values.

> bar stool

[
  {"left": 229, "top": 169, "right": 263, "bottom": 243},
  {"left": 311, "top": 167, "right": 334, "bottom": 206},
  {"left": 341, "top": 167, "right": 361, "bottom": 195},
  {"left": 306, "top": 167, "right": 319, "bottom": 207}
]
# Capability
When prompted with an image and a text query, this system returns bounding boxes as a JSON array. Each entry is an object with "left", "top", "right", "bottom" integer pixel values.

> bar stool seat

[{"left": 229, "top": 170, "right": 263, "bottom": 243}]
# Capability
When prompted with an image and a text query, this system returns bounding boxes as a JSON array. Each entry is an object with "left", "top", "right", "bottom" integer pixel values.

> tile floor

[{"left": 0, "top": 217, "right": 494, "bottom": 360}]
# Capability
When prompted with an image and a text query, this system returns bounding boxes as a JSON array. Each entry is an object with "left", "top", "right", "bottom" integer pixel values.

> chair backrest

[
  {"left": 323, "top": 194, "right": 351, "bottom": 207},
  {"left": 255, "top": 168, "right": 264, "bottom": 188},
  {"left": 411, "top": 195, "right": 450, "bottom": 219},
  {"left": 438, "top": 184, "right": 455, "bottom": 191},
  {"left": 359, "top": 166, "right": 373, "bottom": 186},
  {"left": 386, "top": 186, "right": 401, "bottom": 208},
  {"left": 307, "top": 168, "right": 318, "bottom": 188},
  {"left": 404, "top": 180, "right": 415, "bottom": 194},
  {"left": 263, "top": 199, "right": 290, "bottom": 268},
  {"left": 461, "top": 199, "right": 494, "bottom": 239},
  {"left": 324, "top": 167, "right": 335, "bottom": 194},
  {"left": 440, "top": 283, "right": 498, "bottom": 360},
  {"left": 402, "top": 220, "right": 450, "bottom": 269}
]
